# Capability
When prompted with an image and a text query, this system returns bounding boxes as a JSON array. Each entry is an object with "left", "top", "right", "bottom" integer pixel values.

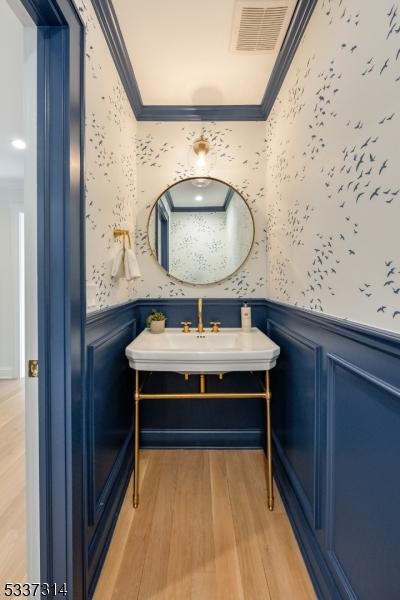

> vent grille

[{"left": 231, "top": 1, "right": 291, "bottom": 53}]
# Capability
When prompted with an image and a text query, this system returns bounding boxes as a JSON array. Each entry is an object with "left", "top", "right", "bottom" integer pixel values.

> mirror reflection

[{"left": 148, "top": 177, "right": 254, "bottom": 285}]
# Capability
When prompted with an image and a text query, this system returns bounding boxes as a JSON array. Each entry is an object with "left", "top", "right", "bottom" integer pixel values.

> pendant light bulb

[{"left": 188, "top": 135, "right": 216, "bottom": 176}]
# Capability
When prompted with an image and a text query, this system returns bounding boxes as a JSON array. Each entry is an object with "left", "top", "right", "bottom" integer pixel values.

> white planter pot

[{"left": 150, "top": 319, "right": 166, "bottom": 334}]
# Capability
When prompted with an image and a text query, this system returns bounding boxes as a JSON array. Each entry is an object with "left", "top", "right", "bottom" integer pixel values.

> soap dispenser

[{"left": 241, "top": 302, "right": 252, "bottom": 331}]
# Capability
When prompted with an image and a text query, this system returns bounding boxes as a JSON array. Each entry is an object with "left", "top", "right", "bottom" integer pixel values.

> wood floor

[
  {"left": 94, "top": 450, "right": 316, "bottom": 600},
  {"left": 0, "top": 379, "right": 26, "bottom": 587}
]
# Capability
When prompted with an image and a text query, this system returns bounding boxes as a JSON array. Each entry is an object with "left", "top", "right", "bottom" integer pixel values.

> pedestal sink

[
  {"left": 125, "top": 327, "right": 280, "bottom": 373},
  {"left": 125, "top": 326, "right": 280, "bottom": 511}
]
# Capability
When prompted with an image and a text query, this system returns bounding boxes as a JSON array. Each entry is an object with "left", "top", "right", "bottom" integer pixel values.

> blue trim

[
  {"left": 165, "top": 187, "right": 232, "bottom": 213},
  {"left": 156, "top": 201, "right": 169, "bottom": 271},
  {"left": 171, "top": 205, "right": 227, "bottom": 213},
  {"left": 273, "top": 451, "right": 337, "bottom": 600},
  {"left": 260, "top": 0, "right": 317, "bottom": 117},
  {"left": 141, "top": 428, "right": 264, "bottom": 448},
  {"left": 266, "top": 298, "right": 400, "bottom": 600},
  {"left": 138, "top": 104, "right": 266, "bottom": 122},
  {"left": 85, "top": 303, "right": 137, "bottom": 597},
  {"left": 267, "top": 319, "right": 322, "bottom": 530},
  {"left": 223, "top": 187, "right": 234, "bottom": 211},
  {"left": 90, "top": 0, "right": 143, "bottom": 116},
  {"left": 18, "top": 0, "right": 86, "bottom": 595},
  {"left": 164, "top": 190, "right": 173, "bottom": 212},
  {"left": 90, "top": 0, "right": 317, "bottom": 121}
]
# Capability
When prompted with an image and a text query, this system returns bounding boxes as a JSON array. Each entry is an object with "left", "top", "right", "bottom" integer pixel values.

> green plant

[{"left": 146, "top": 309, "right": 166, "bottom": 328}]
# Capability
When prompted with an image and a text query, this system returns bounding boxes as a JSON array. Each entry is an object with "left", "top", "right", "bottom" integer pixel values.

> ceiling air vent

[{"left": 231, "top": 0, "right": 293, "bottom": 54}]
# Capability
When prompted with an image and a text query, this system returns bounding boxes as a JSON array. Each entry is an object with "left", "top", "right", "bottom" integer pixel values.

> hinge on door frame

[{"left": 28, "top": 359, "right": 39, "bottom": 378}]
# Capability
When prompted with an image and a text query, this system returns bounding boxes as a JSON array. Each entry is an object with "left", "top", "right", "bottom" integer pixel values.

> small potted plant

[{"left": 146, "top": 309, "right": 167, "bottom": 334}]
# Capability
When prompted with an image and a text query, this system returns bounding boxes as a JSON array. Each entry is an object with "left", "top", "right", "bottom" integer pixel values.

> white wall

[
  {"left": 0, "top": 182, "right": 23, "bottom": 377},
  {"left": 265, "top": 0, "right": 400, "bottom": 333}
]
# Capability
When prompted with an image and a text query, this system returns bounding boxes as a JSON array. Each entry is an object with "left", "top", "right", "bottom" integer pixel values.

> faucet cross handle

[
  {"left": 210, "top": 321, "right": 221, "bottom": 333},
  {"left": 181, "top": 321, "right": 192, "bottom": 333}
]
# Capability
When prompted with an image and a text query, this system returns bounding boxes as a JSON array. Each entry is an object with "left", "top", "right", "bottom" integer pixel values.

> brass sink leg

[
  {"left": 199, "top": 374, "right": 206, "bottom": 393},
  {"left": 134, "top": 370, "right": 140, "bottom": 509},
  {"left": 265, "top": 370, "right": 274, "bottom": 511}
]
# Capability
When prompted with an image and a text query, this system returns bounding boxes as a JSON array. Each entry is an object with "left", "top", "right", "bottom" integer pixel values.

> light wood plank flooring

[
  {"left": 94, "top": 450, "right": 316, "bottom": 600},
  {"left": 0, "top": 379, "right": 26, "bottom": 587}
]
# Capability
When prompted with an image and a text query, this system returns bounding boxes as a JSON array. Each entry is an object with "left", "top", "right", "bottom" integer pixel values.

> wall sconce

[{"left": 188, "top": 135, "right": 216, "bottom": 176}]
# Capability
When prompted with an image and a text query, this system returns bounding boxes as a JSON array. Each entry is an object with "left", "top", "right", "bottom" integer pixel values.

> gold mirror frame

[{"left": 146, "top": 176, "right": 256, "bottom": 287}]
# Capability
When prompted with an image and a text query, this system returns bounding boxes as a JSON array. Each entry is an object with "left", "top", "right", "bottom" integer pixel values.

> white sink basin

[{"left": 125, "top": 327, "right": 280, "bottom": 373}]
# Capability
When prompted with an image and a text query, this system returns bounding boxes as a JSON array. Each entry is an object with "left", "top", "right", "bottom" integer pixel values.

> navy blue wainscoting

[
  {"left": 134, "top": 298, "right": 268, "bottom": 448},
  {"left": 265, "top": 300, "right": 400, "bottom": 600},
  {"left": 85, "top": 302, "right": 137, "bottom": 598}
]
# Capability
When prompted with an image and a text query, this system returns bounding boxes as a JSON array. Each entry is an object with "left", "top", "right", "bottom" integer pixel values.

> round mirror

[{"left": 147, "top": 177, "right": 255, "bottom": 285}]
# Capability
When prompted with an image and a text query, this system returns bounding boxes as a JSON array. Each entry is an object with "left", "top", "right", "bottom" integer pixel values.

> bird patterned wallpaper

[
  {"left": 74, "top": 0, "right": 139, "bottom": 312},
  {"left": 265, "top": 0, "right": 400, "bottom": 332},
  {"left": 134, "top": 121, "right": 267, "bottom": 298}
]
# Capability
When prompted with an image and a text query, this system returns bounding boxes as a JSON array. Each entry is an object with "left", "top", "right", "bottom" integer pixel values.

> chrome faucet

[{"left": 197, "top": 298, "right": 204, "bottom": 333}]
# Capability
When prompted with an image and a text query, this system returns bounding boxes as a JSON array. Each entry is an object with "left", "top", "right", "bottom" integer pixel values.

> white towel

[
  {"left": 111, "top": 248, "right": 124, "bottom": 278},
  {"left": 124, "top": 248, "right": 142, "bottom": 280}
]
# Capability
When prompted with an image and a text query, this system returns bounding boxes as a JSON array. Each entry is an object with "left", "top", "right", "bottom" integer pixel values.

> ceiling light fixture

[
  {"left": 191, "top": 178, "right": 211, "bottom": 188},
  {"left": 195, "top": 194, "right": 203, "bottom": 202},
  {"left": 188, "top": 135, "right": 216, "bottom": 176},
  {"left": 11, "top": 138, "right": 26, "bottom": 150}
]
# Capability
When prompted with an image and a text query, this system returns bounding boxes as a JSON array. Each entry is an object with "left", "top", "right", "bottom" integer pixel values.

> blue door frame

[{"left": 20, "top": 0, "right": 85, "bottom": 597}]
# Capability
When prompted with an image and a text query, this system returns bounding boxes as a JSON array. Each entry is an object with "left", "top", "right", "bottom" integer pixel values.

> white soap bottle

[{"left": 241, "top": 302, "right": 252, "bottom": 331}]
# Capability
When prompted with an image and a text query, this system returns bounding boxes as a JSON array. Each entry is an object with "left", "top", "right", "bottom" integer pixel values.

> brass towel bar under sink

[{"left": 132, "top": 370, "right": 274, "bottom": 512}]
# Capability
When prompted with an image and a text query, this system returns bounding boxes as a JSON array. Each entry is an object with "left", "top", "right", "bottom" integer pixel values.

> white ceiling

[
  {"left": 113, "top": 0, "right": 296, "bottom": 106},
  {"left": 0, "top": 1, "right": 24, "bottom": 180},
  {"left": 167, "top": 180, "right": 230, "bottom": 208}
]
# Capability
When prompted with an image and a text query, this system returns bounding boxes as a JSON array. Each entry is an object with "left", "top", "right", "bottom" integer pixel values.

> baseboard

[
  {"left": 0, "top": 367, "right": 15, "bottom": 378},
  {"left": 273, "top": 450, "right": 340, "bottom": 600},
  {"left": 141, "top": 428, "right": 264, "bottom": 448}
]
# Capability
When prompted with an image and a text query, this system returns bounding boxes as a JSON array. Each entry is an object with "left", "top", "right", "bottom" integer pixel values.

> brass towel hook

[{"left": 113, "top": 228, "right": 131, "bottom": 249}]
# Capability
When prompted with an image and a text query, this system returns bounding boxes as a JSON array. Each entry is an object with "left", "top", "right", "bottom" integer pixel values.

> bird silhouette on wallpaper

[
  {"left": 379, "top": 160, "right": 389, "bottom": 175},
  {"left": 379, "top": 113, "right": 395, "bottom": 124},
  {"left": 393, "top": 311, "right": 400, "bottom": 318},
  {"left": 384, "top": 280, "right": 395, "bottom": 287},
  {"left": 370, "top": 187, "right": 380, "bottom": 200},
  {"left": 387, "top": 266, "right": 396, "bottom": 277},
  {"left": 356, "top": 154, "right": 365, "bottom": 171},
  {"left": 377, "top": 306, "right": 387, "bottom": 313},
  {"left": 380, "top": 59, "right": 390, "bottom": 75},
  {"left": 393, "top": 288, "right": 400, "bottom": 294}
]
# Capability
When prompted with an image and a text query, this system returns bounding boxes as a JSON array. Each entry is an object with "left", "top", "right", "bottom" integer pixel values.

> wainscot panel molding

[
  {"left": 90, "top": 0, "right": 317, "bottom": 122},
  {"left": 265, "top": 299, "right": 400, "bottom": 600},
  {"left": 83, "top": 297, "right": 400, "bottom": 599},
  {"left": 267, "top": 319, "right": 322, "bottom": 530},
  {"left": 85, "top": 302, "right": 137, "bottom": 597},
  {"left": 326, "top": 354, "right": 400, "bottom": 600}
]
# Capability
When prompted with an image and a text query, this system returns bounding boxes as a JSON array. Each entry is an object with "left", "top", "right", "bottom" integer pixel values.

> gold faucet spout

[{"left": 197, "top": 298, "right": 204, "bottom": 333}]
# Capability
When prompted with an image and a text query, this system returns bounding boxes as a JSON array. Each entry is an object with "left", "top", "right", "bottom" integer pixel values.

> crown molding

[
  {"left": 91, "top": 0, "right": 317, "bottom": 122},
  {"left": 261, "top": 0, "right": 317, "bottom": 116}
]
